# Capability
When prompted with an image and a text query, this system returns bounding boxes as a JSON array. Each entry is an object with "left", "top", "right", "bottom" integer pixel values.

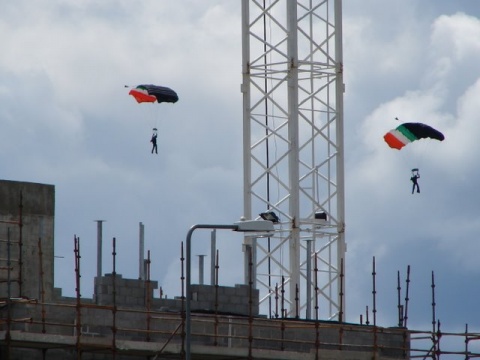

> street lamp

[
  {"left": 259, "top": 210, "right": 280, "bottom": 223},
  {"left": 185, "top": 219, "right": 274, "bottom": 360}
]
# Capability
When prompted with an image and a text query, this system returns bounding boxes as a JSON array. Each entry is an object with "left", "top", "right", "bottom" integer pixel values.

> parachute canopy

[
  {"left": 384, "top": 122, "right": 445, "bottom": 150},
  {"left": 129, "top": 84, "right": 179, "bottom": 104}
]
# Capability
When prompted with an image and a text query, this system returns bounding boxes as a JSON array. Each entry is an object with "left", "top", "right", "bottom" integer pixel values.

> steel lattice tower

[{"left": 241, "top": 0, "right": 346, "bottom": 320}]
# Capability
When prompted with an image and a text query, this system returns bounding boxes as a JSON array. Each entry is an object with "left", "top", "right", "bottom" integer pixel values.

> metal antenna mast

[{"left": 242, "top": 0, "right": 346, "bottom": 320}]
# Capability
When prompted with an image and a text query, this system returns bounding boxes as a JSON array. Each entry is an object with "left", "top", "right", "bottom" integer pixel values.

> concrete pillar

[{"left": 0, "top": 180, "right": 55, "bottom": 301}]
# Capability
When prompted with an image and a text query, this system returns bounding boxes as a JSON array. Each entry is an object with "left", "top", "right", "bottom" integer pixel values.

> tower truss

[{"left": 241, "top": 0, "right": 346, "bottom": 320}]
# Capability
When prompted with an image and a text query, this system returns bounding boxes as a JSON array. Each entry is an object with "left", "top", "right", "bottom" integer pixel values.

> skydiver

[
  {"left": 410, "top": 169, "right": 420, "bottom": 194},
  {"left": 150, "top": 132, "right": 158, "bottom": 154}
]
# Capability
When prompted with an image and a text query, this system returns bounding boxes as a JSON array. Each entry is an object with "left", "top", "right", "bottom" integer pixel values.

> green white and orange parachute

[{"left": 383, "top": 122, "right": 445, "bottom": 150}]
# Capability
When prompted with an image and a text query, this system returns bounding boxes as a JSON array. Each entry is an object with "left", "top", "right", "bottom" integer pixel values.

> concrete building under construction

[
  {"left": 2, "top": 178, "right": 479, "bottom": 359},
  {"left": 0, "top": 178, "right": 415, "bottom": 359}
]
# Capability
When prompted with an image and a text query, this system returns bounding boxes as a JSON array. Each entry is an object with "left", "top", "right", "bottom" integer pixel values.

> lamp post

[{"left": 185, "top": 220, "right": 274, "bottom": 360}]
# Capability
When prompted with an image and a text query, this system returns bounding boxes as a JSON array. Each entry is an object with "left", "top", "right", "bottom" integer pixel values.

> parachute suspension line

[
  {"left": 128, "top": 84, "right": 178, "bottom": 149},
  {"left": 413, "top": 138, "right": 431, "bottom": 173},
  {"left": 150, "top": 103, "right": 158, "bottom": 135}
]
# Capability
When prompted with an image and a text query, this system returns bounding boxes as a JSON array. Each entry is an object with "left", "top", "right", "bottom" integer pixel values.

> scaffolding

[
  {"left": 0, "top": 233, "right": 408, "bottom": 359},
  {"left": 0, "top": 217, "right": 479, "bottom": 359}
]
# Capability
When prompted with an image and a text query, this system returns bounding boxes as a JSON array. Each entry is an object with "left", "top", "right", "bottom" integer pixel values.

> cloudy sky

[{"left": 2, "top": 0, "right": 480, "bottom": 341}]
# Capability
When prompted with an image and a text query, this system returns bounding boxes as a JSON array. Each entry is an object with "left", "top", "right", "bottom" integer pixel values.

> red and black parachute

[{"left": 128, "top": 84, "right": 179, "bottom": 104}]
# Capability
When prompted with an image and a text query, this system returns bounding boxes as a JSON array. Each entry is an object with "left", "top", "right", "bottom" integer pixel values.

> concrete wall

[
  {"left": 93, "top": 274, "right": 259, "bottom": 316},
  {"left": 188, "top": 284, "right": 259, "bottom": 315},
  {"left": 0, "top": 179, "right": 55, "bottom": 301},
  {"left": 94, "top": 273, "right": 159, "bottom": 307}
]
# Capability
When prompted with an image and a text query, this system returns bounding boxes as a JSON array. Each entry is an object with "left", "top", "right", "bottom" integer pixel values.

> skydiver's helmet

[
  {"left": 411, "top": 168, "right": 419, "bottom": 176},
  {"left": 152, "top": 128, "right": 158, "bottom": 135}
]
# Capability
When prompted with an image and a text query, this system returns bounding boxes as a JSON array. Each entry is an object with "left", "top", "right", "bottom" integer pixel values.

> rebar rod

[
  {"left": 295, "top": 284, "right": 299, "bottom": 319},
  {"left": 338, "top": 259, "right": 344, "bottom": 351},
  {"left": 248, "top": 249, "right": 254, "bottom": 360},
  {"left": 339, "top": 257, "right": 344, "bottom": 323},
  {"left": 180, "top": 241, "right": 185, "bottom": 358},
  {"left": 6, "top": 228, "right": 12, "bottom": 360},
  {"left": 431, "top": 271, "right": 437, "bottom": 360},
  {"left": 314, "top": 252, "right": 320, "bottom": 360},
  {"left": 74, "top": 236, "right": 82, "bottom": 359},
  {"left": 397, "top": 271, "right": 402, "bottom": 327},
  {"left": 464, "top": 324, "right": 470, "bottom": 360},
  {"left": 274, "top": 283, "right": 279, "bottom": 318},
  {"left": 372, "top": 257, "right": 377, "bottom": 326},
  {"left": 281, "top": 275, "right": 285, "bottom": 351},
  {"left": 146, "top": 250, "right": 151, "bottom": 342},
  {"left": 18, "top": 191, "right": 23, "bottom": 296},
  {"left": 112, "top": 237, "right": 117, "bottom": 360},
  {"left": 38, "top": 237, "right": 46, "bottom": 334},
  {"left": 372, "top": 257, "right": 378, "bottom": 359},
  {"left": 214, "top": 249, "right": 219, "bottom": 346},
  {"left": 404, "top": 265, "right": 411, "bottom": 327},
  {"left": 436, "top": 320, "right": 442, "bottom": 360}
]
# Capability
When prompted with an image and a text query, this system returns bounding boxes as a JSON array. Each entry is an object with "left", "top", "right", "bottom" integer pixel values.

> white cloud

[{"left": 430, "top": 13, "right": 480, "bottom": 62}]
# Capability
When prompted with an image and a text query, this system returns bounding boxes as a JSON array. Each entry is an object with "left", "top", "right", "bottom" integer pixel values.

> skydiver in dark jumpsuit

[
  {"left": 150, "top": 133, "right": 158, "bottom": 154},
  {"left": 411, "top": 170, "right": 420, "bottom": 194}
]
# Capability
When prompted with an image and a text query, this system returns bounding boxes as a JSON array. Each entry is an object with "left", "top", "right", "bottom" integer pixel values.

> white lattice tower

[{"left": 241, "top": 0, "right": 346, "bottom": 320}]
